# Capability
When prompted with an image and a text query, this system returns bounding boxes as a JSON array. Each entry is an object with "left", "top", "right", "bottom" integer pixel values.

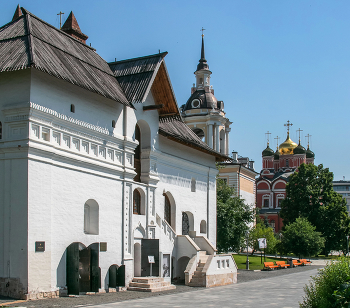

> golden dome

[{"left": 279, "top": 133, "right": 298, "bottom": 155}]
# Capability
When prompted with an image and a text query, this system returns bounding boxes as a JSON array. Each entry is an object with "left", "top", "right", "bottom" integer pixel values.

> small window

[
  {"left": 84, "top": 199, "right": 99, "bottom": 235},
  {"left": 133, "top": 189, "right": 141, "bottom": 215},
  {"left": 200, "top": 220, "right": 206, "bottom": 233},
  {"left": 70, "top": 104, "right": 75, "bottom": 113},
  {"left": 285, "top": 159, "right": 289, "bottom": 168},
  {"left": 112, "top": 120, "right": 116, "bottom": 128},
  {"left": 0, "top": 121, "right": 2, "bottom": 139},
  {"left": 278, "top": 199, "right": 283, "bottom": 207},
  {"left": 191, "top": 178, "right": 196, "bottom": 192},
  {"left": 269, "top": 220, "right": 275, "bottom": 232},
  {"left": 263, "top": 199, "right": 269, "bottom": 207}
]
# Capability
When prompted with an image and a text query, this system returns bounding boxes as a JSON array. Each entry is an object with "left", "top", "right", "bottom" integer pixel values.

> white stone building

[{"left": 0, "top": 7, "right": 237, "bottom": 299}]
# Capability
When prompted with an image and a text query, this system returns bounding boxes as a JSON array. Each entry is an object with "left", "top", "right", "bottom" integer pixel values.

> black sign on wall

[{"left": 35, "top": 241, "right": 45, "bottom": 252}]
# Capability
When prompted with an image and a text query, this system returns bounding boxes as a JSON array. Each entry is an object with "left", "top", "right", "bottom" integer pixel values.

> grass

[{"left": 232, "top": 253, "right": 288, "bottom": 270}]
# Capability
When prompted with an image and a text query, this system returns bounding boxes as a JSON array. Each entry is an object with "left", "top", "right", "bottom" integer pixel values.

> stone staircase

[
  {"left": 127, "top": 277, "right": 176, "bottom": 292},
  {"left": 188, "top": 251, "right": 208, "bottom": 287}
]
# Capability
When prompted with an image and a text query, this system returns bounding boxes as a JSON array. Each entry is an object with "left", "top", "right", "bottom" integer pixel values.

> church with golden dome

[{"left": 256, "top": 121, "right": 315, "bottom": 233}]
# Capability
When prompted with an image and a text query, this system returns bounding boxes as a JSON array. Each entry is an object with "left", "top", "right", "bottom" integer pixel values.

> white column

[
  {"left": 215, "top": 125, "right": 220, "bottom": 152},
  {"left": 225, "top": 128, "right": 231, "bottom": 155},
  {"left": 208, "top": 124, "right": 213, "bottom": 149}
]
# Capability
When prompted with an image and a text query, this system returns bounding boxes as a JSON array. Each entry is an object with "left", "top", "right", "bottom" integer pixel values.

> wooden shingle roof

[{"left": 0, "top": 7, "right": 131, "bottom": 107}]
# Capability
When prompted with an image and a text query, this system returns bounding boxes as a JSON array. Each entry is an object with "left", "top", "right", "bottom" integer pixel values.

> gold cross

[
  {"left": 296, "top": 128, "right": 303, "bottom": 143},
  {"left": 57, "top": 11, "right": 64, "bottom": 29},
  {"left": 274, "top": 136, "right": 280, "bottom": 149},
  {"left": 306, "top": 134, "right": 312, "bottom": 148},
  {"left": 284, "top": 120, "right": 293, "bottom": 133},
  {"left": 265, "top": 131, "right": 271, "bottom": 145},
  {"left": 200, "top": 27, "right": 206, "bottom": 38}
]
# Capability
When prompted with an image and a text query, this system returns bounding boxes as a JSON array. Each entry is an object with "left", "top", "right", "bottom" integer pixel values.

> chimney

[
  {"left": 249, "top": 161, "right": 255, "bottom": 170},
  {"left": 232, "top": 151, "right": 238, "bottom": 162},
  {"left": 61, "top": 11, "right": 88, "bottom": 44}
]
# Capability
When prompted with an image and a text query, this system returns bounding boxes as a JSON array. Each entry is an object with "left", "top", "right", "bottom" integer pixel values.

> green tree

[
  {"left": 280, "top": 163, "right": 350, "bottom": 254},
  {"left": 300, "top": 258, "right": 350, "bottom": 308},
  {"left": 217, "top": 179, "right": 255, "bottom": 253},
  {"left": 281, "top": 217, "right": 325, "bottom": 258},
  {"left": 249, "top": 219, "right": 278, "bottom": 255}
]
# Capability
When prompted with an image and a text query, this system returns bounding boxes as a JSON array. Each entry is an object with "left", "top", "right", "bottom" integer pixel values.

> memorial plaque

[
  {"left": 100, "top": 242, "right": 107, "bottom": 252},
  {"left": 35, "top": 241, "right": 45, "bottom": 252}
]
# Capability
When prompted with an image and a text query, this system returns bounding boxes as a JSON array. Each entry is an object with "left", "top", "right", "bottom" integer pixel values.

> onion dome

[
  {"left": 279, "top": 132, "right": 298, "bottom": 155},
  {"left": 293, "top": 142, "right": 306, "bottom": 154},
  {"left": 274, "top": 149, "right": 280, "bottom": 160},
  {"left": 306, "top": 146, "right": 315, "bottom": 158},
  {"left": 262, "top": 143, "right": 274, "bottom": 157}
]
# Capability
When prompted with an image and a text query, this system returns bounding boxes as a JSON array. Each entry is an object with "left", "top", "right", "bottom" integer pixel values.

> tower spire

[{"left": 196, "top": 28, "right": 209, "bottom": 71}]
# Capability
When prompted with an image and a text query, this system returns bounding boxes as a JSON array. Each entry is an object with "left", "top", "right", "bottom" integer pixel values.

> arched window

[
  {"left": 112, "top": 120, "right": 116, "bottom": 128},
  {"left": 134, "top": 124, "right": 141, "bottom": 182},
  {"left": 70, "top": 104, "right": 75, "bottom": 113},
  {"left": 0, "top": 121, "right": 2, "bottom": 139},
  {"left": 84, "top": 199, "right": 99, "bottom": 234},
  {"left": 133, "top": 189, "right": 141, "bottom": 215},
  {"left": 200, "top": 220, "right": 207, "bottom": 234},
  {"left": 164, "top": 195, "right": 171, "bottom": 225}
]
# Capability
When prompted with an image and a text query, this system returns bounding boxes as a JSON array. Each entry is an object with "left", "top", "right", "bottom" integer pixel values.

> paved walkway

[{"left": 83, "top": 268, "right": 319, "bottom": 308}]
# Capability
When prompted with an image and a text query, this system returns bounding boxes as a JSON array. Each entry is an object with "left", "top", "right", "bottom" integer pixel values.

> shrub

[{"left": 300, "top": 258, "right": 350, "bottom": 308}]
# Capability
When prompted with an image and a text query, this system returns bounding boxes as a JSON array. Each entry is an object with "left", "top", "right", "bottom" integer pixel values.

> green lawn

[{"left": 232, "top": 253, "right": 288, "bottom": 270}]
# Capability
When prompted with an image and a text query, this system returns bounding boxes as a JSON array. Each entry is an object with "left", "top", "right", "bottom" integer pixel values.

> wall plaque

[
  {"left": 35, "top": 241, "right": 45, "bottom": 252},
  {"left": 100, "top": 242, "right": 107, "bottom": 252}
]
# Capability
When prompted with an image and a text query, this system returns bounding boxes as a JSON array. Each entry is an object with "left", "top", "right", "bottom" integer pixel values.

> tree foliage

[
  {"left": 281, "top": 217, "right": 325, "bottom": 258},
  {"left": 300, "top": 258, "right": 350, "bottom": 308},
  {"left": 217, "top": 179, "right": 255, "bottom": 253},
  {"left": 280, "top": 163, "right": 350, "bottom": 254},
  {"left": 248, "top": 218, "right": 278, "bottom": 255}
]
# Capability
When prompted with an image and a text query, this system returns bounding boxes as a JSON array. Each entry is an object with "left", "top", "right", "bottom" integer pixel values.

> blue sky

[{"left": 1, "top": 1, "right": 349, "bottom": 180}]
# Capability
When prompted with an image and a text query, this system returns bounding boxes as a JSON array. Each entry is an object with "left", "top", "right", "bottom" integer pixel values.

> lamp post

[
  {"left": 246, "top": 230, "right": 249, "bottom": 270},
  {"left": 347, "top": 235, "right": 349, "bottom": 257},
  {"left": 279, "top": 233, "right": 283, "bottom": 259}
]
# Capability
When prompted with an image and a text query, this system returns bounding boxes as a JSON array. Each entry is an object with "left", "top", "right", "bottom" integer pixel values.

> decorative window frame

[
  {"left": 275, "top": 194, "right": 284, "bottom": 209},
  {"left": 262, "top": 194, "right": 271, "bottom": 208}
]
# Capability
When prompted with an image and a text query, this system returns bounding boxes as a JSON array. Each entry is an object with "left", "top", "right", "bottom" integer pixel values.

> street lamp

[
  {"left": 279, "top": 233, "right": 283, "bottom": 259},
  {"left": 347, "top": 235, "right": 349, "bottom": 257},
  {"left": 246, "top": 230, "right": 249, "bottom": 270}
]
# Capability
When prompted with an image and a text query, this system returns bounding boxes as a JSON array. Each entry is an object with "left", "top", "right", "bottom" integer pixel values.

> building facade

[
  {"left": 0, "top": 7, "right": 237, "bottom": 300},
  {"left": 333, "top": 181, "right": 350, "bottom": 213},
  {"left": 256, "top": 124, "right": 315, "bottom": 232}
]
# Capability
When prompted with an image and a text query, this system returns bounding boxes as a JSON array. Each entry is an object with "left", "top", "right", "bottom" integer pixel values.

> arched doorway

[
  {"left": 134, "top": 243, "right": 141, "bottom": 277},
  {"left": 182, "top": 211, "right": 194, "bottom": 235},
  {"left": 177, "top": 256, "right": 190, "bottom": 281},
  {"left": 182, "top": 212, "right": 189, "bottom": 235},
  {"left": 66, "top": 242, "right": 100, "bottom": 295},
  {"left": 108, "top": 265, "right": 125, "bottom": 288}
]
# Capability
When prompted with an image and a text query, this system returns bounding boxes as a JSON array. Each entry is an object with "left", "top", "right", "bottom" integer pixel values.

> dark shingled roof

[
  {"left": 159, "top": 115, "right": 229, "bottom": 161},
  {"left": 0, "top": 7, "right": 131, "bottom": 107},
  {"left": 109, "top": 53, "right": 167, "bottom": 103}
]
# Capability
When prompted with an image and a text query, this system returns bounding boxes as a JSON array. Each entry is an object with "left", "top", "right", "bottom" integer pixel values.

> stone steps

[{"left": 127, "top": 277, "right": 176, "bottom": 292}]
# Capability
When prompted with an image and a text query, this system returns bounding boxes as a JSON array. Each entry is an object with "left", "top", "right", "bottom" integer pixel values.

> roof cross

[
  {"left": 274, "top": 136, "right": 280, "bottom": 149},
  {"left": 200, "top": 27, "right": 206, "bottom": 38},
  {"left": 265, "top": 131, "right": 271, "bottom": 146},
  {"left": 284, "top": 120, "right": 293, "bottom": 134},
  {"left": 306, "top": 134, "right": 312, "bottom": 148},
  {"left": 296, "top": 128, "right": 303, "bottom": 143},
  {"left": 57, "top": 11, "right": 65, "bottom": 29}
]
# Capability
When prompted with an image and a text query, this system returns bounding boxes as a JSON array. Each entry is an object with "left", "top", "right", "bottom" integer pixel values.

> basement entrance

[{"left": 66, "top": 242, "right": 100, "bottom": 295}]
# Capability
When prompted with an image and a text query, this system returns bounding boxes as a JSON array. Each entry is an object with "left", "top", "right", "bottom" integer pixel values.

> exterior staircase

[
  {"left": 127, "top": 277, "right": 176, "bottom": 292},
  {"left": 188, "top": 251, "right": 208, "bottom": 287}
]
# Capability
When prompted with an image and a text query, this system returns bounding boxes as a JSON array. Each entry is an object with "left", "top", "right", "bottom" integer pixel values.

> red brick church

[{"left": 256, "top": 121, "right": 315, "bottom": 233}]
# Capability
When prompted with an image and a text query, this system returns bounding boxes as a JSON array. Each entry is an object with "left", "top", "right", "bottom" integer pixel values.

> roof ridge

[
  {"left": 110, "top": 52, "right": 168, "bottom": 65},
  {"left": 24, "top": 13, "right": 35, "bottom": 67},
  {"left": 21, "top": 7, "right": 95, "bottom": 51}
]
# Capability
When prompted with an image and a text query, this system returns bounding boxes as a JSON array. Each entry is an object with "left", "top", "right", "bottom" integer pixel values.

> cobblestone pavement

[{"left": 1, "top": 265, "right": 323, "bottom": 308}]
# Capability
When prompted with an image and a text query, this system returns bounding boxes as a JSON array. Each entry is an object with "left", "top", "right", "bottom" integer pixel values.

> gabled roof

[
  {"left": 159, "top": 115, "right": 229, "bottom": 161},
  {"left": 0, "top": 7, "right": 131, "bottom": 107},
  {"left": 109, "top": 52, "right": 168, "bottom": 104},
  {"left": 258, "top": 171, "right": 294, "bottom": 183}
]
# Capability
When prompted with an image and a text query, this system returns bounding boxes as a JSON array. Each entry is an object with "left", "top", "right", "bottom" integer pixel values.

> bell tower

[{"left": 181, "top": 31, "right": 232, "bottom": 155}]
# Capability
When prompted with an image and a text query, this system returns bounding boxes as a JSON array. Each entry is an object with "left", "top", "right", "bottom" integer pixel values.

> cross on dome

[{"left": 284, "top": 120, "right": 293, "bottom": 134}]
